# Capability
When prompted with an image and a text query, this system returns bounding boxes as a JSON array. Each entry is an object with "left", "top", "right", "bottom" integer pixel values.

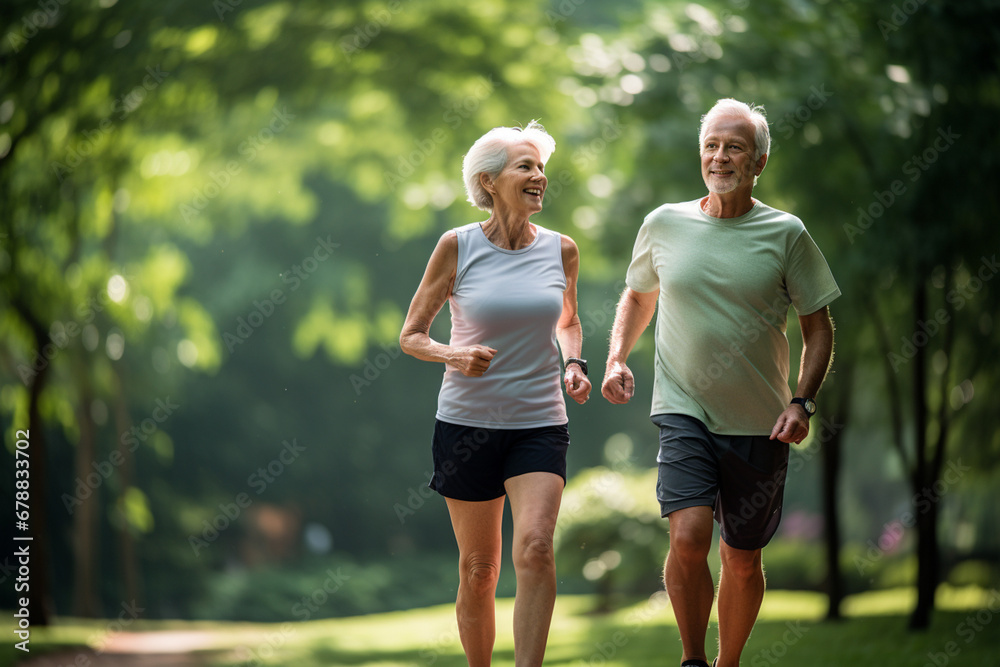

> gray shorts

[{"left": 653, "top": 413, "right": 789, "bottom": 550}]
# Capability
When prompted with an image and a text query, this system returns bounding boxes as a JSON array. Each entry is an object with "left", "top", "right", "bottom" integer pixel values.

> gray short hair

[
  {"left": 462, "top": 121, "right": 556, "bottom": 211},
  {"left": 699, "top": 98, "right": 771, "bottom": 162}
]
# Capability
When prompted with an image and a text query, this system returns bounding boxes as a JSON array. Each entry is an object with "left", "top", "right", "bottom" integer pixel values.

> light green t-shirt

[{"left": 626, "top": 198, "right": 841, "bottom": 435}]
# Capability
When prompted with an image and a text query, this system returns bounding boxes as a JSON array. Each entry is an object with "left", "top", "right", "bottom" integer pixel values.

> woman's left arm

[{"left": 557, "top": 235, "right": 591, "bottom": 405}]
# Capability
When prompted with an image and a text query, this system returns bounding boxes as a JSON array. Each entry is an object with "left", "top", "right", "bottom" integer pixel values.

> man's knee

[
  {"left": 667, "top": 508, "right": 713, "bottom": 562},
  {"left": 720, "top": 544, "right": 762, "bottom": 581}
]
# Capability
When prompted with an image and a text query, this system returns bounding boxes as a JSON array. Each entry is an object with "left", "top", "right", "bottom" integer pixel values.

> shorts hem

[
  {"left": 431, "top": 486, "right": 506, "bottom": 502},
  {"left": 658, "top": 497, "right": 716, "bottom": 519},
  {"left": 720, "top": 508, "right": 783, "bottom": 551},
  {"left": 719, "top": 531, "right": 776, "bottom": 551},
  {"left": 504, "top": 468, "right": 567, "bottom": 485}
]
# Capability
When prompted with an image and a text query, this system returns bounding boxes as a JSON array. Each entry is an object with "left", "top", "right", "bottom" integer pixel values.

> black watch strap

[
  {"left": 566, "top": 357, "right": 588, "bottom": 376},
  {"left": 790, "top": 397, "right": 816, "bottom": 418}
]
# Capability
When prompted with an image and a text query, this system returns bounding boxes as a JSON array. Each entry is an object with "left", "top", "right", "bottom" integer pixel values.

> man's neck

[{"left": 701, "top": 192, "right": 755, "bottom": 219}]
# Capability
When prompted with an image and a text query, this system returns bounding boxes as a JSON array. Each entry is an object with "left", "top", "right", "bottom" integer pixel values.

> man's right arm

[{"left": 601, "top": 287, "right": 659, "bottom": 404}]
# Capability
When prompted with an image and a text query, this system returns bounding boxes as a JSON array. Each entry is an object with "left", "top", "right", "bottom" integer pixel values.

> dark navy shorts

[
  {"left": 653, "top": 413, "right": 789, "bottom": 550},
  {"left": 429, "top": 420, "right": 570, "bottom": 501}
]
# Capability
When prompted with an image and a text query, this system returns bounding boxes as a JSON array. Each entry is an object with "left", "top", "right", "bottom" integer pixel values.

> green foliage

[
  {"left": 1, "top": 0, "right": 998, "bottom": 623},
  {"left": 555, "top": 466, "right": 668, "bottom": 608},
  {"left": 4, "top": 588, "right": 999, "bottom": 667},
  {"left": 760, "top": 539, "right": 825, "bottom": 591},
  {"left": 191, "top": 553, "right": 459, "bottom": 622}
]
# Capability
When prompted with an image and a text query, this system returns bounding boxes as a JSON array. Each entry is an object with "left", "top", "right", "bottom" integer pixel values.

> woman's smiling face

[{"left": 482, "top": 141, "right": 548, "bottom": 216}]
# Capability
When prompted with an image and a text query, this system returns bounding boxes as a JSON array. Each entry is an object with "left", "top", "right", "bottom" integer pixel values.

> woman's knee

[
  {"left": 461, "top": 554, "right": 501, "bottom": 596},
  {"left": 513, "top": 531, "right": 555, "bottom": 573}
]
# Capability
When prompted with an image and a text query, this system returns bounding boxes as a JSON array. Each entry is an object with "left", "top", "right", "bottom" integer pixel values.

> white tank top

[{"left": 436, "top": 222, "right": 568, "bottom": 429}]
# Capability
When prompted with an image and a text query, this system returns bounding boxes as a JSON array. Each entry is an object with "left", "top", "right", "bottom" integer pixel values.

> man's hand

[
  {"left": 602, "top": 361, "right": 635, "bottom": 404},
  {"left": 564, "top": 366, "right": 592, "bottom": 404},
  {"left": 770, "top": 405, "right": 810, "bottom": 444}
]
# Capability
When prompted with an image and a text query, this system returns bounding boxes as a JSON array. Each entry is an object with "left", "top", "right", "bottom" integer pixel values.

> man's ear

[{"left": 755, "top": 153, "right": 768, "bottom": 176}]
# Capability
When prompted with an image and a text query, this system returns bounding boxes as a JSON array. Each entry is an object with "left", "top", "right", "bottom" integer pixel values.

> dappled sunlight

[{"left": 2, "top": 0, "right": 997, "bottom": 651}]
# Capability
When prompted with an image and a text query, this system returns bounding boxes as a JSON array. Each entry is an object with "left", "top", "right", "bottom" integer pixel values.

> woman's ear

[{"left": 479, "top": 172, "right": 495, "bottom": 194}]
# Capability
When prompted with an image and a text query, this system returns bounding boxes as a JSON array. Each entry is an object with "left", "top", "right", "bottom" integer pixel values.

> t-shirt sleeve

[
  {"left": 786, "top": 229, "right": 841, "bottom": 315},
  {"left": 626, "top": 218, "right": 660, "bottom": 293}
]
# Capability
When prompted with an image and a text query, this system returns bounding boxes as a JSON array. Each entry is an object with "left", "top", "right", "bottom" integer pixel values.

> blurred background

[{"left": 2, "top": 0, "right": 999, "bottom": 642}]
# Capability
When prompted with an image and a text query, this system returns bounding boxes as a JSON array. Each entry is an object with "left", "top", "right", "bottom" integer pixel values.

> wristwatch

[
  {"left": 790, "top": 397, "right": 816, "bottom": 418},
  {"left": 566, "top": 357, "right": 588, "bottom": 376}
]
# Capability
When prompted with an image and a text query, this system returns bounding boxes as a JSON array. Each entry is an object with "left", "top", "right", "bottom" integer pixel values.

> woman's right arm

[{"left": 399, "top": 231, "right": 497, "bottom": 377}]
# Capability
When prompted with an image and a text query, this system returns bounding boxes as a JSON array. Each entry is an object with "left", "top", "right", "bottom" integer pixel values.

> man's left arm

[{"left": 769, "top": 306, "right": 835, "bottom": 444}]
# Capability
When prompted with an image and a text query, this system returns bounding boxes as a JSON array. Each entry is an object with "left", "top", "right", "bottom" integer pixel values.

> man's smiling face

[{"left": 700, "top": 113, "right": 765, "bottom": 196}]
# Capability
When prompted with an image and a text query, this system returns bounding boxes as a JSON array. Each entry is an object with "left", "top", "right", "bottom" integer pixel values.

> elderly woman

[{"left": 400, "top": 121, "right": 590, "bottom": 667}]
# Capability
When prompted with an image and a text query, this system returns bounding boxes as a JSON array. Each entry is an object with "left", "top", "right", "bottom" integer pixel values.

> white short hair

[
  {"left": 699, "top": 98, "right": 771, "bottom": 162},
  {"left": 462, "top": 121, "right": 556, "bottom": 211}
]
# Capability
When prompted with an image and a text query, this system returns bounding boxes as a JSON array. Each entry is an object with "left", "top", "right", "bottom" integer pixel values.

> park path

[{"left": 18, "top": 630, "right": 224, "bottom": 666}]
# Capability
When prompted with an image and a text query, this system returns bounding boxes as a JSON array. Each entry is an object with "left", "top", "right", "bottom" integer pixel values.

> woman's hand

[
  {"left": 564, "top": 366, "right": 592, "bottom": 404},
  {"left": 450, "top": 345, "right": 498, "bottom": 377}
]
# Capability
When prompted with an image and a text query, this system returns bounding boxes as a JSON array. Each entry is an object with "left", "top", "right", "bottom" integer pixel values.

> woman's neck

[{"left": 481, "top": 210, "right": 535, "bottom": 250}]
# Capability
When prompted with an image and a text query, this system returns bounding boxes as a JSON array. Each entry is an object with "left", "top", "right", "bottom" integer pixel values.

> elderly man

[{"left": 602, "top": 99, "right": 840, "bottom": 667}]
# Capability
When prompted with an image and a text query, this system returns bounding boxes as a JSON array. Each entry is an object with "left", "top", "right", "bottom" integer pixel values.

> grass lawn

[{"left": 4, "top": 586, "right": 998, "bottom": 667}]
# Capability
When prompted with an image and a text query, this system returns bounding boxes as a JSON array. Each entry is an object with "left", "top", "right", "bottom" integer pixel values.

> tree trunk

[
  {"left": 910, "top": 493, "right": 940, "bottom": 630},
  {"left": 908, "top": 272, "right": 956, "bottom": 631},
  {"left": 821, "top": 364, "right": 853, "bottom": 621},
  {"left": 112, "top": 370, "right": 141, "bottom": 607},
  {"left": 908, "top": 280, "right": 935, "bottom": 630},
  {"left": 72, "top": 381, "right": 101, "bottom": 617},
  {"left": 27, "top": 328, "right": 54, "bottom": 626},
  {"left": 821, "top": 427, "right": 843, "bottom": 620}
]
